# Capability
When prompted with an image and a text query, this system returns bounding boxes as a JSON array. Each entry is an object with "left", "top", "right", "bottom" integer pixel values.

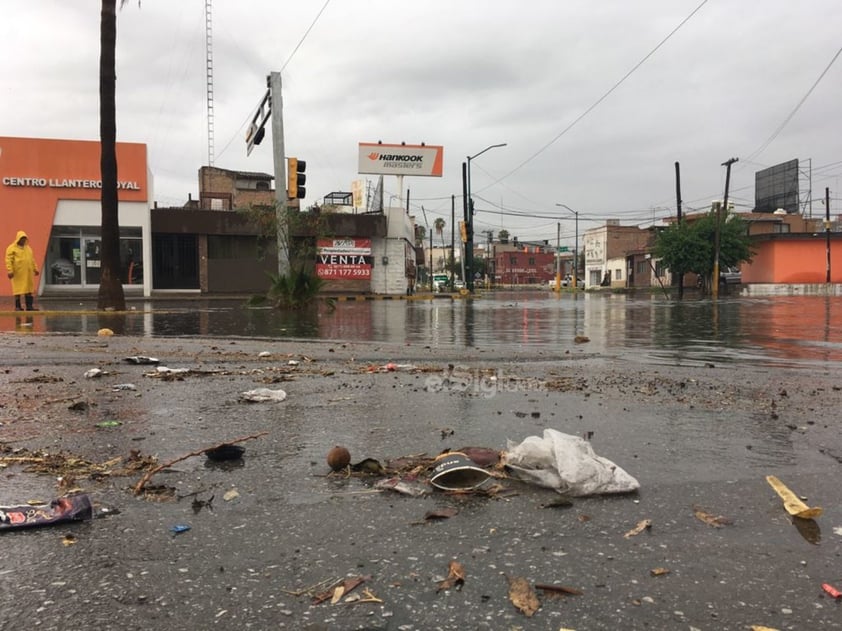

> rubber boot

[
  {"left": 24, "top": 294, "right": 34, "bottom": 311},
  {"left": 14, "top": 296, "right": 22, "bottom": 311}
]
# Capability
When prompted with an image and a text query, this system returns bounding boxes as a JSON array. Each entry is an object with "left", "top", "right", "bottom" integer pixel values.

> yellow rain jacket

[{"left": 5, "top": 231, "right": 39, "bottom": 295}]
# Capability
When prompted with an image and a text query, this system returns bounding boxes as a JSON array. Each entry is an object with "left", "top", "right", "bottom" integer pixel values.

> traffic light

[{"left": 287, "top": 157, "right": 306, "bottom": 199}]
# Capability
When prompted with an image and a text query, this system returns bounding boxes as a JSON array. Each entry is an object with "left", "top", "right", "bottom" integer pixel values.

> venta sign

[
  {"left": 2, "top": 177, "right": 141, "bottom": 190},
  {"left": 316, "top": 238, "right": 373, "bottom": 280}
]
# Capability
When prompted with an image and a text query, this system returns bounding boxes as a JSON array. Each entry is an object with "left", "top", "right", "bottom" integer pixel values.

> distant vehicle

[
  {"left": 432, "top": 274, "right": 449, "bottom": 292},
  {"left": 720, "top": 267, "right": 741, "bottom": 284},
  {"left": 453, "top": 279, "right": 466, "bottom": 290},
  {"left": 561, "top": 274, "right": 585, "bottom": 289}
]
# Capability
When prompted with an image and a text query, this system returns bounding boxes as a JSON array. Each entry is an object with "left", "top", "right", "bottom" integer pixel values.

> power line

[
  {"left": 494, "top": 0, "right": 710, "bottom": 184},
  {"left": 746, "top": 44, "right": 842, "bottom": 162}
]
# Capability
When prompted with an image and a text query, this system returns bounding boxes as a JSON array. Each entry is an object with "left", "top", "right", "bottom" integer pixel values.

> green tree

[
  {"left": 97, "top": 0, "right": 127, "bottom": 310},
  {"left": 654, "top": 211, "right": 752, "bottom": 294},
  {"left": 498, "top": 229, "right": 510, "bottom": 243}
]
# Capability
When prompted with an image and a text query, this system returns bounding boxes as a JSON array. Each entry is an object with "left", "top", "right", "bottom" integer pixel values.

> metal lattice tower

[{"left": 205, "top": 0, "right": 214, "bottom": 166}]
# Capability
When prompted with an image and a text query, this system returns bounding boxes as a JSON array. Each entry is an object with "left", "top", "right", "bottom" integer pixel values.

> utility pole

[
  {"left": 450, "top": 195, "right": 455, "bottom": 289},
  {"left": 555, "top": 223, "right": 561, "bottom": 291},
  {"left": 826, "top": 187, "right": 831, "bottom": 283},
  {"left": 675, "top": 161, "right": 683, "bottom": 299},
  {"left": 429, "top": 229, "right": 433, "bottom": 292},
  {"left": 269, "top": 72, "right": 289, "bottom": 278},
  {"left": 713, "top": 157, "right": 738, "bottom": 299}
]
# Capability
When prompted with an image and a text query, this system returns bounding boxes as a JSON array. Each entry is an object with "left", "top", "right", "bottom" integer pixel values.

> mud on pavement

[{"left": 2, "top": 332, "right": 842, "bottom": 630}]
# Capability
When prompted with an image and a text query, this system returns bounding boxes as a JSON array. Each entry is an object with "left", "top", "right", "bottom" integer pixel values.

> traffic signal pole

[{"left": 269, "top": 71, "right": 289, "bottom": 278}]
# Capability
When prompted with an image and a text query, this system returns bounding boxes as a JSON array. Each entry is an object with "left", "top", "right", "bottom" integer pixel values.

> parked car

[
  {"left": 561, "top": 274, "right": 585, "bottom": 289},
  {"left": 720, "top": 267, "right": 741, "bottom": 284},
  {"left": 453, "top": 280, "right": 466, "bottom": 290}
]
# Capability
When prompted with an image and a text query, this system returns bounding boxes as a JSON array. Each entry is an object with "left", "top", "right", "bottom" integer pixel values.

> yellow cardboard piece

[{"left": 766, "top": 475, "right": 823, "bottom": 519}]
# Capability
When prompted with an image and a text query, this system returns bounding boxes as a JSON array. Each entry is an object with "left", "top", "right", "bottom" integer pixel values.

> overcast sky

[{"left": 2, "top": 0, "right": 841, "bottom": 247}]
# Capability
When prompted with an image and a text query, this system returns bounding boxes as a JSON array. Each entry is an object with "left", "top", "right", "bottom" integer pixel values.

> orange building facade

[{"left": 0, "top": 137, "right": 151, "bottom": 297}]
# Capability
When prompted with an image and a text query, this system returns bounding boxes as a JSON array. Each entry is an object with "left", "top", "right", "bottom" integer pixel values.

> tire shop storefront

[{"left": 0, "top": 136, "right": 151, "bottom": 298}]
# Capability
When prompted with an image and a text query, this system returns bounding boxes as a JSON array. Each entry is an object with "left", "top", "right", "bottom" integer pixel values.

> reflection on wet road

[{"left": 6, "top": 291, "right": 842, "bottom": 368}]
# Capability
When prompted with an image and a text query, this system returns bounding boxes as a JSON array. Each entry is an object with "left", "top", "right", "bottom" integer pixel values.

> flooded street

[
  {"left": 13, "top": 291, "right": 842, "bottom": 369},
  {"left": 3, "top": 292, "right": 842, "bottom": 630}
]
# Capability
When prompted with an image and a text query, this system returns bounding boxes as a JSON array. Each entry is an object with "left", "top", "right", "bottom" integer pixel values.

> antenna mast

[{"left": 205, "top": 0, "right": 214, "bottom": 166}]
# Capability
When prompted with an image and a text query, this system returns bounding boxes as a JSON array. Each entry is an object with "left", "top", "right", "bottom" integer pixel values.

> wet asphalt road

[{"left": 2, "top": 332, "right": 842, "bottom": 630}]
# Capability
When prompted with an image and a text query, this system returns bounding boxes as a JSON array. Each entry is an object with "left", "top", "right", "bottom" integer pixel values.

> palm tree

[
  {"left": 434, "top": 218, "right": 446, "bottom": 246},
  {"left": 97, "top": 0, "right": 127, "bottom": 310}
]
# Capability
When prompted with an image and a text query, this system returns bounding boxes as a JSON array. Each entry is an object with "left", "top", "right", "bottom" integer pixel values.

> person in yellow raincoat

[{"left": 5, "top": 230, "right": 40, "bottom": 311}]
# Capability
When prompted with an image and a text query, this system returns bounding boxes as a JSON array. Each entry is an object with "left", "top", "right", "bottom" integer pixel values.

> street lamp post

[
  {"left": 465, "top": 143, "right": 507, "bottom": 291},
  {"left": 556, "top": 204, "right": 579, "bottom": 288}
]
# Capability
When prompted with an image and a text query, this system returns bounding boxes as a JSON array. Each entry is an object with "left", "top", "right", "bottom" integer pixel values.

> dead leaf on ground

[
  {"left": 424, "top": 507, "right": 459, "bottom": 521},
  {"left": 312, "top": 576, "right": 367, "bottom": 605},
  {"left": 61, "top": 534, "right": 77, "bottom": 546},
  {"left": 624, "top": 518, "right": 652, "bottom": 538},
  {"left": 693, "top": 505, "right": 733, "bottom": 528},
  {"left": 650, "top": 567, "right": 670, "bottom": 576},
  {"left": 534, "top": 583, "right": 583, "bottom": 597},
  {"left": 507, "top": 575, "right": 540, "bottom": 617},
  {"left": 437, "top": 560, "right": 465, "bottom": 592}
]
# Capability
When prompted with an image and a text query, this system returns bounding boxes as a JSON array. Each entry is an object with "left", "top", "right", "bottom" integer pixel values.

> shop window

[{"left": 614, "top": 268, "right": 623, "bottom": 280}]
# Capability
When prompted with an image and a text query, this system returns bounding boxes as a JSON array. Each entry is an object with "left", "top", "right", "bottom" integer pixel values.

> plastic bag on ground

[{"left": 502, "top": 429, "right": 639, "bottom": 496}]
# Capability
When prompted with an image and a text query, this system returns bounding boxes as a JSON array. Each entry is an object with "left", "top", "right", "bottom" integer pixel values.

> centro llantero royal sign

[
  {"left": 357, "top": 142, "right": 443, "bottom": 177},
  {"left": 2, "top": 177, "right": 141, "bottom": 190}
]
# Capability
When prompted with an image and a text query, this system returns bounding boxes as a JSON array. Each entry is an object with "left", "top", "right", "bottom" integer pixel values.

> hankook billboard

[{"left": 358, "top": 143, "right": 443, "bottom": 177}]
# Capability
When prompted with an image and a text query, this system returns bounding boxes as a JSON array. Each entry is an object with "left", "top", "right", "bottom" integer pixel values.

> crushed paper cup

[{"left": 429, "top": 452, "right": 492, "bottom": 491}]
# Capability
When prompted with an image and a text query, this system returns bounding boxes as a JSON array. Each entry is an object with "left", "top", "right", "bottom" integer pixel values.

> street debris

[
  {"left": 62, "top": 534, "right": 78, "bottom": 546},
  {"left": 239, "top": 387, "right": 287, "bottom": 403},
  {"left": 326, "top": 445, "right": 351, "bottom": 471},
  {"left": 124, "top": 356, "right": 159, "bottom": 365},
  {"left": 423, "top": 507, "right": 459, "bottom": 521},
  {"left": 96, "top": 420, "right": 122, "bottom": 428},
  {"left": 170, "top": 524, "right": 191, "bottom": 535},
  {"left": 133, "top": 431, "right": 268, "bottom": 495},
  {"left": 822, "top": 583, "right": 842, "bottom": 599},
  {"left": 205, "top": 444, "right": 245, "bottom": 462},
  {"left": 650, "top": 567, "right": 670, "bottom": 576},
  {"left": 223, "top": 489, "right": 240, "bottom": 502},
  {"left": 258, "top": 351, "right": 271, "bottom": 358},
  {"left": 429, "top": 451, "right": 493, "bottom": 491},
  {"left": 502, "top": 429, "right": 639, "bottom": 496},
  {"left": 97, "top": 328, "right": 114, "bottom": 336},
  {"left": 624, "top": 518, "right": 652, "bottom": 538},
  {"left": 311, "top": 576, "right": 369, "bottom": 605},
  {"left": 0, "top": 494, "right": 92, "bottom": 530},
  {"left": 437, "top": 560, "right": 465, "bottom": 592},
  {"left": 507, "top": 575, "right": 540, "bottom": 617},
  {"left": 766, "top": 474, "right": 823, "bottom": 519},
  {"left": 374, "top": 476, "right": 429, "bottom": 496},
  {"left": 111, "top": 383, "right": 137, "bottom": 391},
  {"left": 693, "top": 505, "right": 733, "bottom": 528},
  {"left": 84, "top": 368, "right": 105, "bottom": 379}
]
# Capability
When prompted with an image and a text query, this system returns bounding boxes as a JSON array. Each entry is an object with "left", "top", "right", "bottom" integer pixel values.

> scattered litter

[
  {"left": 374, "top": 477, "right": 430, "bottom": 496},
  {"left": 205, "top": 444, "right": 245, "bottom": 462},
  {"left": 507, "top": 575, "right": 540, "bottom": 617},
  {"left": 624, "top": 519, "right": 652, "bottom": 538},
  {"left": 766, "top": 475, "right": 823, "bottom": 519},
  {"left": 170, "top": 524, "right": 191, "bottom": 535},
  {"left": 750, "top": 627, "right": 780, "bottom": 631},
  {"left": 288, "top": 360, "right": 300, "bottom": 366},
  {"left": 0, "top": 494, "right": 93, "bottom": 530},
  {"left": 822, "top": 583, "right": 842, "bottom": 599},
  {"left": 133, "top": 431, "right": 267, "bottom": 494},
  {"left": 693, "top": 505, "right": 733, "bottom": 528},
  {"left": 258, "top": 351, "right": 271, "bottom": 358},
  {"left": 84, "top": 368, "right": 104, "bottom": 379},
  {"left": 96, "top": 420, "right": 122, "bottom": 428},
  {"left": 223, "top": 489, "right": 240, "bottom": 502},
  {"left": 437, "top": 560, "right": 465, "bottom": 592},
  {"left": 67, "top": 400, "right": 89, "bottom": 411},
  {"left": 502, "top": 429, "right": 639, "bottom": 496},
  {"left": 124, "top": 356, "right": 159, "bottom": 365},
  {"left": 650, "top": 567, "right": 670, "bottom": 577},
  {"left": 155, "top": 366, "right": 191, "bottom": 376},
  {"left": 350, "top": 458, "right": 385, "bottom": 475},
  {"left": 430, "top": 452, "right": 493, "bottom": 491},
  {"left": 239, "top": 388, "right": 287, "bottom": 403},
  {"left": 112, "top": 383, "right": 137, "bottom": 391},
  {"left": 97, "top": 328, "right": 114, "bottom": 336},
  {"left": 61, "top": 534, "right": 78, "bottom": 546}
]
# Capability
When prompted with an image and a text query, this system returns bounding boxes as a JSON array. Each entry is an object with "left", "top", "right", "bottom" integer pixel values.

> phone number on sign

[{"left": 317, "top": 266, "right": 371, "bottom": 279}]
